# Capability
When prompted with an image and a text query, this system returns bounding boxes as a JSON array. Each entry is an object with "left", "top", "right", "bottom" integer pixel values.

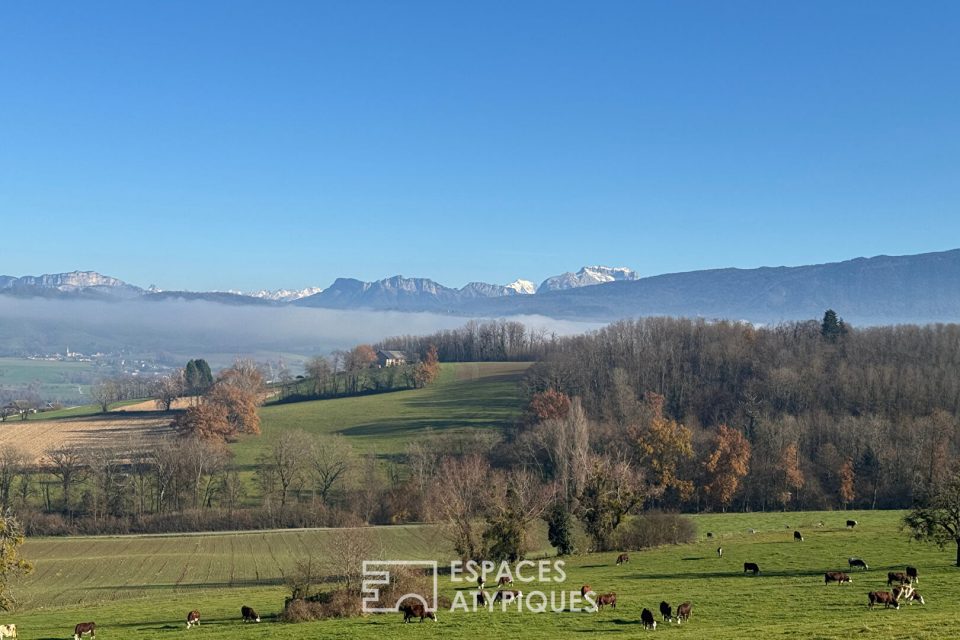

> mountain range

[{"left": 2, "top": 250, "right": 960, "bottom": 324}]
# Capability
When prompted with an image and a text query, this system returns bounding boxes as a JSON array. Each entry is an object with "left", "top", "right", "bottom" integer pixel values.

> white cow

[{"left": 0, "top": 624, "right": 17, "bottom": 639}]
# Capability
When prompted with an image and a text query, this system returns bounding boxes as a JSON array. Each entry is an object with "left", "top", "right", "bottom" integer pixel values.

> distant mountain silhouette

[{"left": 4, "top": 250, "right": 960, "bottom": 324}]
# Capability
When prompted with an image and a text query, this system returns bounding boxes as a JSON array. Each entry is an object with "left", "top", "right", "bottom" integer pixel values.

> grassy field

[
  {"left": 230, "top": 362, "right": 531, "bottom": 468},
  {"left": 0, "top": 357, "right": 96, "bottom": 404},
  {"left": 7, "top": 510, "right": 960, "bottom": 639}
]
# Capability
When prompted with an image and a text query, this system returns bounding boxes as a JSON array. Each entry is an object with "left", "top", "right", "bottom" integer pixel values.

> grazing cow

[
  {"left": 241, "top": 606, "right": 260, "bottom": 622},
  {"left": 825, "top": 571, "right": 851, "bottom": 585},
  {"left": 0, "top": 624, "right": 16, "bottom": 639},
  {"left": 640, "top": 608, "right": 656, "bottom": 630},
  {"left": 907, "top": 591, "right": 925, "bottom": 606},
  {"left": 717, "top": 546, "right": 723, "bottom": 558},
  {"left": 816, "top": 521, "right": 825, "bottom": 528},
  {"left": 595, "top": 593, "right": 617, "bottom": 610},
  {"left": 659, "top": 601, "right": 672, "bottom": 622},
  {"left": 73, "top": 622, "right": 96, "bottom": 640},
  {"left": 906, "top": 566, "right": 919, "bottom": 583},
  {"left": 893, "top": 584, "right": 914, "bottom": 603},
  {"left": 846, "top": 520, "right": 858, "bottom": 529},
  {"left": 497, "top": 576, "right": 513, "bottom": 586},
  {"left": 186, "top": 610, "right": 200, "bottom": 629},
  {"left": 744, "top": 562, "right": 760, "bottom": 575},
  {"left": 706, "top": 531, "right": 714, "bottom": 538},
  {"left": 868, "top": 591, "right": 899, "bottom": 609},
  {"left": 492, "top": 589, "right": 522, "bottom": 604},
  {"left": 616, "top": 553, "right": 630, "bottom": 565},
  {"left": 887, "top": 571, "right": 911, "bottom": 586},
  {"left": 399, "top": 601, "right": 437, "bottom": 623},
  {"left": 580, "top": 584, "right": 593, "bottom": 597},
  {"left": 676, "top": 601, "right": 692, "bottom": 623},
  {"left": 748, "top": 528, "right": 757, "bottom": 534},
  {"left": 848, "top": 557, "right": 868, "bottom": 570},
  {"left": 793, "top": 530, "right": 804, "bottom": 542}
]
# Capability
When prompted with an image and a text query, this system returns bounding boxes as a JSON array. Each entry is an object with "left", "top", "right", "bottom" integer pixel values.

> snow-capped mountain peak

[
  {"left": 245, "top": 287, "right": 324, "bottom": 302},
  {"left": 537, "top": 265, "right": 638, "bottom": 293},
  {"left": 505, "top": 279, "right": 536, "bottom": 295}
]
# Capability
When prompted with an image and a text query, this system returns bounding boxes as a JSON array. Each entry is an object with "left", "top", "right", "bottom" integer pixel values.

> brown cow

[
  {"left": 73, "top": 623, "right": 96, "bottom": 640},
  {"left": 497, "top": 576, "right": 513, "bottom": 586},
  {"left": 659, "top": 600, "right": 672, "bottom": 622},
  {"left": 743, "top": 562, "right": 760, "bottom": 575},
  {"left": 399, "top": 601, "right": 437, "bottom": 623},
  {"left": 241, "top": 605, "right": 260, "bottom": 622},
  {"left": 580, "top": 584, "right": 593, "bottom": 597},
  {"left": 186, "top": 611, "right": 200, "bottom": 629},
  {"left": 887, "top": 571, "right": 911, "bottom": 586},
  {"left": 640, "top": 608, "right": 656, "bottom": 630},
  {"left": 825, "top": 571, "right": 851, "bottom": 585},
  {"left": 616, "top": 553, "right": 630, "bottom": 565},
  {"left": 793, "top": 530, "right": 804, "bottom": 542},
  {"left": 907, "top": 591, "right": 925, "bottom": 606},
  {"left": 868, "top": 591, "right": 899, "bottom": 609},
  {"left": 595, "top": 593, "right": 617, "bottom": 610},
  {"left": 676, "top": 601, "right": 692, "bottom": 623}
]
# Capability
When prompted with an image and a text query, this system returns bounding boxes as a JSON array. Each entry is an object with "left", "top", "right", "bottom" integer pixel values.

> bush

[{"left": 615, "top": 512, "right": 697, "bottom": 550}]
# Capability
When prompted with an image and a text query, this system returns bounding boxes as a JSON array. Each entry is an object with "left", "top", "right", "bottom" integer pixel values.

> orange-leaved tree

[
  {"left": 632, "top": 393, "right": 694, "bottom": 501},
  {"left": 702, "top": 424, "right": 751, "bottom": 512}
]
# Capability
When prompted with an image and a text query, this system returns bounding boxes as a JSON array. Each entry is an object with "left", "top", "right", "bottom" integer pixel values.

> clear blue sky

[{"left": 1, "top": 1, "right": 958, "bottom": 291}]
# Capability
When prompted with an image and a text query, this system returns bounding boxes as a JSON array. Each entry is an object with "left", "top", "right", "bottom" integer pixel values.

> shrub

[{"left": 615, "top": 512, "right": 697, "bottom": 550}]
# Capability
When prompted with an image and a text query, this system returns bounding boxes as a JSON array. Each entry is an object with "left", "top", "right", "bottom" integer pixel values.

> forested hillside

[{"left": 524, "top": 316, "right": 960, "bottom": 510}]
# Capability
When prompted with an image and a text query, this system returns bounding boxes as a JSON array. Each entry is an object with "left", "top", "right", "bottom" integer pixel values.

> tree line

[{"left": 523, "top": 314, "right": 960, "bottom": 511}]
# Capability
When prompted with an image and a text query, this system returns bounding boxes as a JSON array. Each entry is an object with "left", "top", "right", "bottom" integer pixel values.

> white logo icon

[{"left": 361, "top": 560, "right": 439, "bottom": 613}]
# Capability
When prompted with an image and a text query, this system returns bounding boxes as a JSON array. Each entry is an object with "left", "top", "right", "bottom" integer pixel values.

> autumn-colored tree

[
  {"left": 839, "top": 458, "right": 855, "bottom": 508},
  {"left": 702, "top": 425, "right": 751, "bottom": 512},
  {"left": 0, "top": 509, "right": 33, "bottom": 611},
  {"left": 778, "top": 442, "right": 805, "bottom": 509},
  {"left": 345, "top": 344, "right": 377, "bottom": 372},
  {"left": 413, "top": 344, "right": 440, "bottom": 388},
  {"left": 632, "top": 393, "right": 694, "bottom": 501},
  {"left": 206, "top": 383, "right": 262, "bottom": 436},
  {"left": 174, "top": 402, "right": 233, "bottom": 442},
  {"left": 528, "top": 389, "right": 571, "bottom": 423}
]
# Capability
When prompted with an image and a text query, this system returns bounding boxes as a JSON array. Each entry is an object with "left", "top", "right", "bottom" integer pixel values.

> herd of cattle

[
  {"left": 0, "top": 606, "right": 263, "bottom": 640},
  {"left": 735, "top": 520, "right": 929, "bottom": 615},
  {"left": 0, "top": 517, "right": 934, "bottom": 636}
]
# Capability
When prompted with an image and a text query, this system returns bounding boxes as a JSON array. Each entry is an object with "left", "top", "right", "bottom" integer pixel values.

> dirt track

[{"left": 0, "top": 413, "right": 175, "bottom": 463}]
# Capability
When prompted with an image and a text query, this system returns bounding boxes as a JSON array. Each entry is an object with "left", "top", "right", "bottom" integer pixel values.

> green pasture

[
  {"left": 230, "top": 362, "right": 530, "bottom": 468},
  {"left": 7, "top": 510, "right": 960, "bottom": 639},
  {"left": 0, "top": 357, "right": 95, "bottom": 404}
]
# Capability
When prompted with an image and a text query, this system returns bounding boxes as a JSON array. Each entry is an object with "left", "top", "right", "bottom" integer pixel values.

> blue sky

[{"left": 1, "top": 1, "right": 958, "bottom": 291}]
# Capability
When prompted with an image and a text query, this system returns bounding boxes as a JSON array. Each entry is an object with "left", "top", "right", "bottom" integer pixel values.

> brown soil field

[
  {"left": 113, "top": 396, "right": 199, "bottom": 411},
  {"left": 0, "top": 413, "right": 175, "bottom": 463}
]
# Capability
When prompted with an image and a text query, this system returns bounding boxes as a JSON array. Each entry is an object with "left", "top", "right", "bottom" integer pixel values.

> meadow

[
  {"left": 0, "top": 357, "right": 95, "bottom": 405},
  {"left": 7, "top": 510, "right": 960, "bottom": 639},
  {"left": 231, "top": 361, "right": 530, "bottom": 467}
]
